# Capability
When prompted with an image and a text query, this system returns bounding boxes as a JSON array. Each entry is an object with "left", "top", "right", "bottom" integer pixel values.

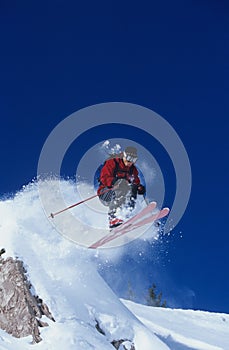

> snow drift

[{"left": 0, "top": 179, "right": 228, "bottom": 350}]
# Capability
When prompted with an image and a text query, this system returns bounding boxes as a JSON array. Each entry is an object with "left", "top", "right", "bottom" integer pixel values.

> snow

[
  {"left": 123, "top": 300, "right": 229, "bottom": 350},
  {"left": 0, "top": 179, "right": 228, "bottom": 350}
]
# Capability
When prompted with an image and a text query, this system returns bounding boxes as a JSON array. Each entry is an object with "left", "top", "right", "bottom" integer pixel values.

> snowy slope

[
  {"left": 0, "top": 180, "right": 228, "bottom": 350},
  {"left": 123, "top": 300, "right": 229, "bottom": 350}
]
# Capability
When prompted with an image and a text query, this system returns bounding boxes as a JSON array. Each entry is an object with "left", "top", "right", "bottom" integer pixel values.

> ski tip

[
  {"left": 149, "top": 201, "right": 157, "bottom": 207},
  {"left": 163, "top": 207, "right": 170, "bottom": 214}
]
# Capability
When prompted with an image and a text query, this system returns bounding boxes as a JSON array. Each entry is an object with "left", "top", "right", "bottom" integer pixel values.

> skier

[{"left": 97, "top": 146, "right": 146, "bottom": 228}]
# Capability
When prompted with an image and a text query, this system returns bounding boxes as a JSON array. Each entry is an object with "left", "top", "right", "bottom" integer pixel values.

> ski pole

[{"left": 49, "top": 186, "right": 116, "bottom": 219}]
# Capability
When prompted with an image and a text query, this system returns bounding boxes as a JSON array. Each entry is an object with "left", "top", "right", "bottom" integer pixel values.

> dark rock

[
  {"left": 95, "top": 318, "right": 106, "bottom": 335},
  {"left": 0, "top": 256, "right": 55, "bottom": 343},
  {"left": 111, "top": 339, "right": 135, "bottom": 350}
]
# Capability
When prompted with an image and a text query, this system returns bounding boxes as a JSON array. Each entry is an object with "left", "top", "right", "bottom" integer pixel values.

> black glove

[{"left": 137, "top": 184, "right": 146, "bottom": 195}]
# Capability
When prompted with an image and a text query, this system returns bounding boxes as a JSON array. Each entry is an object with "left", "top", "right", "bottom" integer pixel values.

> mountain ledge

[{"left": 0, "top": 252, "right": 136, "bottom": 350}]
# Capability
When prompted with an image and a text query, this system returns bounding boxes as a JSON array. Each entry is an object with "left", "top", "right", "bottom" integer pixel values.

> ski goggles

[{"left": 123, "top": 151, "right": 138, "bottom": 163}]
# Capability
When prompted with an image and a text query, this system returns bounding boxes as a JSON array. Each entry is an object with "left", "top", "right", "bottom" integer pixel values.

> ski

[
  {"left": 89, "top": 202, "right": 169, "bottom": 249},
  {"left": 89, "top": 201, "right": 157, "bottom": 249},
  {"left": 90, "top": 207, "right": 169, "bottom": 248},
  {"left": 113, "top": 207, "right": 170, "bottom": 237},
  {"left": 112, "top": 201, "right": 157, "bottom": 232}
]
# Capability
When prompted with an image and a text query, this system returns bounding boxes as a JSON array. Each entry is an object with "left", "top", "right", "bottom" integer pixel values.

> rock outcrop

[
  {"left": 0, "top": 249, "right": 135, "bottom": 349},
  {"left": 95, "top": 318, "right": 136, "bottom": 350},
  {"left": 0, "top": 252, "right": 55, "bottom": 343}
]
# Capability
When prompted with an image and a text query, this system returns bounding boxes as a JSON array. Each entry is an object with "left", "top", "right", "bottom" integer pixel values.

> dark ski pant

[{"left": 99, "top": 179, "right": 137, "bottom": 219}]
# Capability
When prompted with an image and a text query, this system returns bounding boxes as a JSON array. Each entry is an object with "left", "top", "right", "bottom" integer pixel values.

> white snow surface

[{"left": 0, "top": 179, "right": 228, "bottom": 350}]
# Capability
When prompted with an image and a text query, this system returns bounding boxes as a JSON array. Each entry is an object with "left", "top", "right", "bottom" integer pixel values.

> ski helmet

[{"left": 123, "top": 146, "right": 138, "bottom": 163}]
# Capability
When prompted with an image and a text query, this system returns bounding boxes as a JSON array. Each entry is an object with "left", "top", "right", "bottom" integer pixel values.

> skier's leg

[
  {"left": 108, "top": 179, "right": 130, "bottom": 228},
  {"left": 126, "top": 184, "right": 138, "bottom": 210},
  {"left": 98, "top": 187, "right": 115, "bottom": 207},
  {"left": 109, "top": 179, "right": 130, "bottom": 211}
]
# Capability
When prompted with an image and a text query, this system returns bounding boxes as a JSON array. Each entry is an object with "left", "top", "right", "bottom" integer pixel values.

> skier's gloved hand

[{"left": 137, "top": 184, "right": 146, "bottom": 195}]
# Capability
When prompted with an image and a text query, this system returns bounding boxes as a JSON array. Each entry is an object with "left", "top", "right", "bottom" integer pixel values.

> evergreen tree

[
  {"left": 127, "top": 280, "right": 135, "bottom": 301},
  {"left": 146, "top": 283, "right": 166, "bottom": 307}
]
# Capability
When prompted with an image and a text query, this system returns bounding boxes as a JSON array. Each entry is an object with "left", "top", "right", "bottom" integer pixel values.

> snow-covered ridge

[
  {"left": 0, "top": 180, "right": 228, "bottom": 350},
  {"left": 123, "top": 300, "right": 229, "bottom": 350}
]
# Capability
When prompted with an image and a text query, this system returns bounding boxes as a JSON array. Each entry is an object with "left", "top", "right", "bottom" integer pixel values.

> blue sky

[{"left": 0, "top": 1, "right": 228, "bottom": 313}]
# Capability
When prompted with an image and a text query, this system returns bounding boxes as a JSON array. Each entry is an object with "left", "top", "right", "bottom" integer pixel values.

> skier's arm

[
  {"left": 132, "top": 167, "right": 140, "bottom": 186},
  {"left": 100, "top": 159, "right": 116, "bottom": 188},
  {"left": 132, "top": 167, "right": 146, "bottom": 195}
]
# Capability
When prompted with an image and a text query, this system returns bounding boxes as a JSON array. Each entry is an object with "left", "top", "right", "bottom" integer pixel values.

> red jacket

[{"left": 98, "top": 157, "right": 140, "bottom": 194}]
